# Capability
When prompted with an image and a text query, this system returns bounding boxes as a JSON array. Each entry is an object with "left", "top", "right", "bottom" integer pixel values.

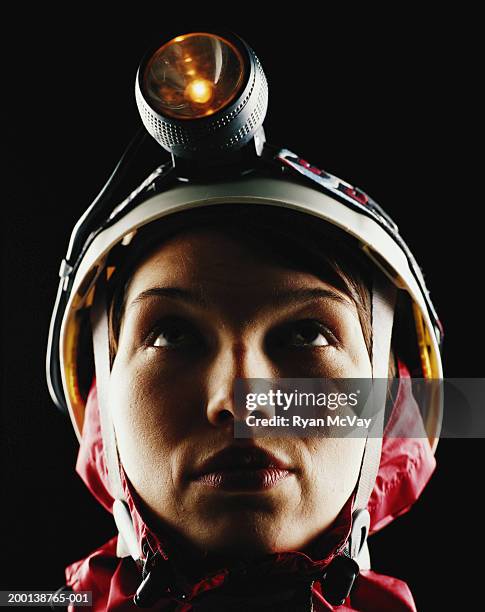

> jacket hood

[{"left": 66, "top": 358, "right": 435, "bottom": 610}]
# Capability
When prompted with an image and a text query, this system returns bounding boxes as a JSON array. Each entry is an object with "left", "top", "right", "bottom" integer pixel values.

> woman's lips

[
  {"left": 194, "top": 467, "right": 292, "bottom": 491},
  {"left": 190, "top": 445, "right": 294, "bottom": 491}
]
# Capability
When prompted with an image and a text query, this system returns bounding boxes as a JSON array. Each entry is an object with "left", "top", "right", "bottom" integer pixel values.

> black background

[{"left": 2, "top": 11, "right": 482, "bottom": 611}]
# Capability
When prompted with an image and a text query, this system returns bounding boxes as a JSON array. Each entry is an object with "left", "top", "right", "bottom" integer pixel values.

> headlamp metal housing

[{"left": 135, "top": 30, "right": 268, "bottom": 160}]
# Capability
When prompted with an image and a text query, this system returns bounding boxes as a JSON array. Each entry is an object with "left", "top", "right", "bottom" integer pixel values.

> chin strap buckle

[
  {"left": 321, "top": 508, "right": 370, "bottom": 606},
  {"left": 320, "top": 554, "right": 360, "bottom": 606},
  {"left": 133, "top": 546, "right": 188, "bottom": 609},
  {"left": 348, "top": 508, "right": 370, "bottom": 563}
]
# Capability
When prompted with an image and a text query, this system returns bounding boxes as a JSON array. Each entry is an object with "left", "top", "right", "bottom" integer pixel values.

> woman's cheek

[
  {"left": 114, "top": 356, "right": 202, "bottom": 452},
  {"left": 110, "top": 373, "right": 175, "bottom": 495},
  {"left": 304, "top": 437, "right": 365, "bottom": 523}
]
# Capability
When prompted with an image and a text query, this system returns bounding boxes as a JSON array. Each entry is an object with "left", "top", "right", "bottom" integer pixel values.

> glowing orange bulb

[
  {"left": 185, "top": 78, "right": 213, "bottom": 104},
  {"left": 143, "top": 32, "right": 245, "bottom": 119}
]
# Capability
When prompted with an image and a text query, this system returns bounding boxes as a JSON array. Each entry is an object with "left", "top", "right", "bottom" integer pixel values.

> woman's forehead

[
  {"left": 123, "top": 229, "right": 355, "bottom": 314},
  {"left": 130, "top": 228, "right": 300, "bottom": 280}
]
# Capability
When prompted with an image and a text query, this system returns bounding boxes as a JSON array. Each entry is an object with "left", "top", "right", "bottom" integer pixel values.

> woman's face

[{"left": 109, "top": 228, "right": 371, "bottom": 562}]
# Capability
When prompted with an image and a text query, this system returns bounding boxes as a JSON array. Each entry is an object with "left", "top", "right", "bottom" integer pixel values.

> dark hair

[{"left": 106, "top": 204, "right": 396, "bottom": 378}]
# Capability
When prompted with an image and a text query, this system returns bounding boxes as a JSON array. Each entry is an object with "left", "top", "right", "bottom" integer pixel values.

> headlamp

[{"left": 135, "top": 31, "right": 268, "bottom": 160}]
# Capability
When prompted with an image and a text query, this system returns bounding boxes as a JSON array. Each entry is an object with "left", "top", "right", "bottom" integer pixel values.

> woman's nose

[{"left": 205, "top": 340, "right": 276, "bottom": 427}]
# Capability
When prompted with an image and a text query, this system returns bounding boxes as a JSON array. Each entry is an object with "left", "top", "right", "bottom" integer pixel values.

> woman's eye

[
  {"left": 151, "top": 320, "right": 198, "bottom": 349},
  {"left": 273, "top": 320, "right": 333, "bottom": 348}
]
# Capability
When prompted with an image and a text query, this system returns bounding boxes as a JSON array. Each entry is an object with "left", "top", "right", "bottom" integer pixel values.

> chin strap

[
  {"left": 91, "top": 267, "right": 140, "bottom": 561},
  {"left": 356, "top": 270, "right": 397, "bottom": 513},
  {"left": 321, "top": 269, "right": 396, "bottom": 606}
]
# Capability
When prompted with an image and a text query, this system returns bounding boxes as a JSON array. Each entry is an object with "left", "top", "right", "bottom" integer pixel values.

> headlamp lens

[{"left": 142, "top": 32, "right": 245, "bottom": 119}]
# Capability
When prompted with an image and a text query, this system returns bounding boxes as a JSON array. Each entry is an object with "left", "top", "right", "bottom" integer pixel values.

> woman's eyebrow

[{"left": 128, "top": 286, "right": 354, "bottom": 311}]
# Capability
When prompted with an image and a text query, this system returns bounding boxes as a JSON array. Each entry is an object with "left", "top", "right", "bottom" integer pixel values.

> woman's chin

[{"left": 186, "top": 518, "right": 295, "bottom": 561}]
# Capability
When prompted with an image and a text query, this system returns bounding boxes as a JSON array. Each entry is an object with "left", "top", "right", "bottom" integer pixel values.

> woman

[{"left": 46, "top": 31, "right": 443, "bottom": 611}]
